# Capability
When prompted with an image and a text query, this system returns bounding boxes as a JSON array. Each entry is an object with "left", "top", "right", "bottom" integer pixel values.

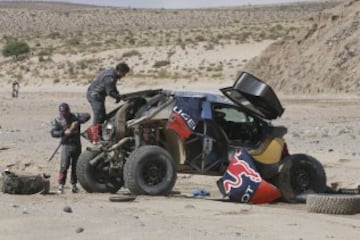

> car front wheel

[
  {"left": 77, "top": 150, "right": 123, "bottom": 193},
  {"left": 124, "top": 145, "right": 177, "bottom": 195}
]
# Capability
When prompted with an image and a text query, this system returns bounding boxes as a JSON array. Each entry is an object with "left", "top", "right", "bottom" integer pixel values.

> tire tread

[{"left": 307, "top": 194, "right": 360, "bottom": 215}]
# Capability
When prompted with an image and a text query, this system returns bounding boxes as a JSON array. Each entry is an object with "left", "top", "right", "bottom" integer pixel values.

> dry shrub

[
  {"left": 2, "top": 41, "right": 30, "bottom": 57},
  {"left": 122, "top": 50, "right": 141, "bottom": 58}
]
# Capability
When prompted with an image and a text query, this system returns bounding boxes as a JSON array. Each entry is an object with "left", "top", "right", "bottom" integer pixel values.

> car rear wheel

[
  {"left": 275, "top": 154, "right": 327, "bottom": 203},
  {"left": 124, "top": 145, "right": 177, "bottom": 195},
  {"left": 77, "top": 150, "right": 123, "bottom": 193}
]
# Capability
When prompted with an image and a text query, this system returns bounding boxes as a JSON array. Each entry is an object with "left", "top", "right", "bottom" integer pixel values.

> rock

[
  {"left": 292, "top": 132, "right": 300, "bottom": 138},
  {"left": 185, "top": 204, "right": 195, "bottom": 209},
  {"left": 75, "top": 227, "right": 84, "bottom": 233},
  {"left": 63, "top": 206, "right": 72, "bottom": 213}
]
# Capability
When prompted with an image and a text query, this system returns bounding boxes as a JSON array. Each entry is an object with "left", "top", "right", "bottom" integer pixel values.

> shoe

[
  {"left": 72, "top": 184, "right": 79, "bottom": 193},
  {"left": 87, "top": 124, "right": 102, "bottom": 144},
  {"left": 57, "top": 184, "right": 64, "bottom": 194}
]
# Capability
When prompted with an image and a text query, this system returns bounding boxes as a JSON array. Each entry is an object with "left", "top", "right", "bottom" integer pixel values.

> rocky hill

[
  {"left": 0, "top": 1, "right": 340, "bottom": 37},
  {"left": 0, "top": 1, "right": 347, "bottom": 91},
  {"left": 245, "top": 0, "right": 360, "bottom": 95}
]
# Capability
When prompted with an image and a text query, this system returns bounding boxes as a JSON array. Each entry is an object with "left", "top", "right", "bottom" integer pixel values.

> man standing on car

[
  {"left": 50, "top": 103, "right": 90, "bottom": 194},
  {"left": 86, "top": 62, "right": 130, "bottom": 143}
]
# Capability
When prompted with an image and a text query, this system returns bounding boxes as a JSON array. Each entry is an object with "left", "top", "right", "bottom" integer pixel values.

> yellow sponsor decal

[{"left": 250, "top": 138, "right": 284, "bottom": 164}]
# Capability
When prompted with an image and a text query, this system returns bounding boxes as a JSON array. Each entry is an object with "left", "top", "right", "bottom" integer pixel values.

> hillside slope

[{"left": 245, "top": 0, "right": 360, "bottom": 95}]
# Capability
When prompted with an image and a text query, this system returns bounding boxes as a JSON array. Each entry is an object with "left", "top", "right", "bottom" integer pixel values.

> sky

[{"left": 10, "top": 0, "right": 324, "bottom": 8}]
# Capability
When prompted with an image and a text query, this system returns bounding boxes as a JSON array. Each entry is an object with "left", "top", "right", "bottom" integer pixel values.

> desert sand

[
  {"left": 1, "top": 60, "right": 360, "bottom": 240},
  {"left": 0, "top": 1, "right": 360, "bottom": 240}
]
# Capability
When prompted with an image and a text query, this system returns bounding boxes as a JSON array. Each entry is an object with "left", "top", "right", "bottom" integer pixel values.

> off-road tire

[
  {"left": 275, "top": 154, "right": 327, "bottom": 203},
  {"left": 124, "top": 145, "right": 177, "bottom": 195},
  {"left": 77, "top": 150, "right": 123, "bottom": 193},
  {"left": 306, "top": 194, "right": 360, "bottom": 215}
]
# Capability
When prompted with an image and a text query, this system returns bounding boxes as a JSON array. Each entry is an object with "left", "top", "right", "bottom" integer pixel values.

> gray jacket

[
  {"left": 87, "top": 68, "right": 121, "bottom": 101},
  {"left": 51, "top": 112, "right": 90, "bottom": 146}
]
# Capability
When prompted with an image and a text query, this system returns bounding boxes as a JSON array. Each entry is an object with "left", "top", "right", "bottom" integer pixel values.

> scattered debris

[
  {"left": 108, "top": 194, "right": 137, "bottom": 202},
  {"left": 63, "top": 206, "right": 72, "bottom": 213},
  {"left": 1, "top": 170, "right": 50, "bottom": 195},
  {"left": 184, "top": 204, "right": 195, "bottom": 209},
  {"left": 192, "top": 189, "right": 210, "bottom": 198},
  {"left": 75, "top": 227, "right": 84, "bottom": 233}
]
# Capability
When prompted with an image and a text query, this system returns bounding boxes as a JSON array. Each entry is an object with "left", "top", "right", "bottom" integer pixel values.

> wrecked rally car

[{"left": 77, "top": 72, "right": 327, "bottom": 202}]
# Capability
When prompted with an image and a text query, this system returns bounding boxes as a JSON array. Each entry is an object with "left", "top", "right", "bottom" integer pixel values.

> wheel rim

[
  {"left": 293, "top": 165, "right": 313, "bottom": 193},
  {"left": 141, "top": 157, "right": 166, "bottom": 186}
]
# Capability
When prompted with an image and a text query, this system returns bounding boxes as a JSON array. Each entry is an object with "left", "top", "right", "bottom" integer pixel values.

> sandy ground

[
  {"left": 0, "top": 37, "right": 359, "bottom": 240},
  {"left": 1, "top": 2, "right": 359, "bottom": 239},
  {"left": 0, "top": 84, "right": 360, "bottom": 240}
]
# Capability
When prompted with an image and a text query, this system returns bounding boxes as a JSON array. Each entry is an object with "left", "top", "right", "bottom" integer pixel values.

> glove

[
  {"left": 64, "top": 128, "right": 71, "bottom": 136},
  {"left": 64, "top": 121, "right": 79, "bottom": 137}
]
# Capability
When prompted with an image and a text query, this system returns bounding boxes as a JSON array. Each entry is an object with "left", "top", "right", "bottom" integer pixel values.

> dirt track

[{"left": 0, "top": 89, "right": 359, "bottom": 240}]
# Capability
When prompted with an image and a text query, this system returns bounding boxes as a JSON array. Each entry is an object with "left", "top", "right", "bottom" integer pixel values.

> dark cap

[
  {"left": 115, "top": 62, "right": 130, "bottom": 73},
  {"left": 59, "top": 102, "right": 70, "bottom": 118}
]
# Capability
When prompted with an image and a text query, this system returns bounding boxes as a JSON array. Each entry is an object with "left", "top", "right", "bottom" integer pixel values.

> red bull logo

[
  {"left": 223, "top": 150, "right": 262, "bottom": 194},
  {"left": 218, "top": 150, "right": 281, "bottom": 203}
]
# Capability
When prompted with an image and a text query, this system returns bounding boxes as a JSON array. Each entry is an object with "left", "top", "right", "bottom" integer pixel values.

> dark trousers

[
  {"left": 12, "top": 89, "right": 18, "bottom": 98},
  {"left": 87, "top": 92, "right": 106, "bottom": 124},
  {"left": 58, "top": 145, "right": 81, "bottom": 185}
]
